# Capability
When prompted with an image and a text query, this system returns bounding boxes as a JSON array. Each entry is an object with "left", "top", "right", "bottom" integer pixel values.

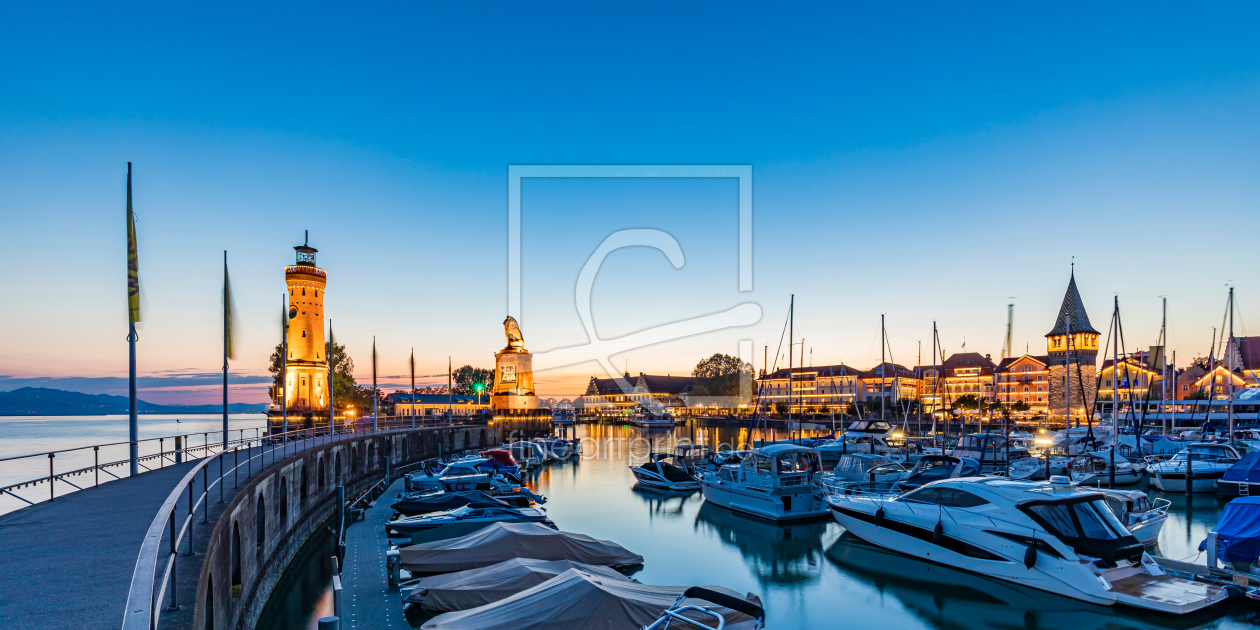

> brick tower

[{"left": 1046, "top": 268, "right": 1099, "bottom": 424}]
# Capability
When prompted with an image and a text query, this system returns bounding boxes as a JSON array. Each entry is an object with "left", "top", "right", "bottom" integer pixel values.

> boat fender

[
  {"left": 932, "top": 522, "right": 943, "bottom": 544},
  {"left": 1024, "top": 546, "right": 1037, "bottom": 569},
  {"left": 874, "top": 507, "right": 885, "bottom": 527}
]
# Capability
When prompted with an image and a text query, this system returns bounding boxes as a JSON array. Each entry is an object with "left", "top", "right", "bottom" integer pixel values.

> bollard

[
  {"left": 317, "top": 617, "right": 339, "bottom": 630},
  {"left": 387, "top": 549, "right": 401, "bottom": 588},
  {"left": 332, "top": 573, "right": 343, "bottom": 619}
]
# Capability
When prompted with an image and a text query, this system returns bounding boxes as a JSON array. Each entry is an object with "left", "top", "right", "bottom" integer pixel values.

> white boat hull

[
  {"left": 828, "top": 498, "right": 1225, "bottom": 614},
  {"left": 1152, "top": 470, "right": 1225, "bottom": 493},
  {"left": 700, "top": 478, "right": 827, "bottom": 521}
]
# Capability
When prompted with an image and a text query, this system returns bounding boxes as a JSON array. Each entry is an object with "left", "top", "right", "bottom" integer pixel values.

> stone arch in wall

[
  {"left": 368, "top": 443, "right": 375, "bottom": 469},
  {"left": 278, "top": 477, "right": 288, "bottom": 526},
  {"left": 335, "top": 452, "right": 342, "bottom": 484},
  {"left": 300, "top": 466, "right": 308, "bottom": 502},
  {"left": 231, "top": 521, "right": 242, "bottom": 596},
  {"left": 255, "top": 494, "right": 266, "bottom": 557},
  {"left": 318, "top": 457, "right": 325, "bottom": 491}
]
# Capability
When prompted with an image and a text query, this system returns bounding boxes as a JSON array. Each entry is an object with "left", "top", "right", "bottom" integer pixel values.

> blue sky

[{"left": 1, "top": 3, "right": 1258, "bottom": 402}]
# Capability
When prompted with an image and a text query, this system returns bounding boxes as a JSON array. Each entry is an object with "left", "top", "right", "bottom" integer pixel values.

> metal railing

[{"left": 120, "top": 420, "right": 475, "bottom": 630}]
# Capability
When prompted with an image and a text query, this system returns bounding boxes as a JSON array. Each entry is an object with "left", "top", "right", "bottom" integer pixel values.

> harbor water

[{"left": 260, "top": 423, "right": 1260, "bottom": 630}]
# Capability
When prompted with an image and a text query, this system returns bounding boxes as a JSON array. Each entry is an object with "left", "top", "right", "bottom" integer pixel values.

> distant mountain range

[{"left": 0, "top": 387, "right": 269, "bottom": 416}]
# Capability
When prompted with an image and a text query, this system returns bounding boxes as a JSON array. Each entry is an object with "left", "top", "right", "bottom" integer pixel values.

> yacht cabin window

[
  {"left": 900, "top": 487, "right": 990, "bottom": 508},
  {"left": 1026, "top": 499, "right": 1127, "bottom": 541},
  {"left": 774, "top": 451, "right": 821, "bottom": 474}
]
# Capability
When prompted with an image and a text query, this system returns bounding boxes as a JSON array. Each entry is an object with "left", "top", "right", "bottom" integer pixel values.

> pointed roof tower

[{"left": 1046, "top": 266, "right": 1099, "bottom": 337}]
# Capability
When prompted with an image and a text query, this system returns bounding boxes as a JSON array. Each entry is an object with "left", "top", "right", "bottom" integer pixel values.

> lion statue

[{"left": 503, "top": 316, "right": 525, "bottom": 351}]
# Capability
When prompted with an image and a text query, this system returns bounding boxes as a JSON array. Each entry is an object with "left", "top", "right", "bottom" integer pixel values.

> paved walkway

[
  {"left": 0, "top": 440, "right": 312, "bottom": 630},
  {"left": 339, "top": 477, "right": 411, "bottom": 630}
]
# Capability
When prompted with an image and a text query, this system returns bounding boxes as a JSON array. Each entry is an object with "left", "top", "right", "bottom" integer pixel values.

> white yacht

[
  {"left": 827, "top": 477, "right": 1228, "bottom": 614},
  {"left": 815, "top": 420, "right": 899, "bottom": 469},
  {"left": 1092, "top": 488, "right": 1170, "bottom": 547},
  {"left": 506, "top": 441, "right": 548, "bottom": 469},
  {"left": 1066, "top": 452, "right": 1143, "bottom": 486},
  {"left": 819, "top": 453, "right": 908, "bottom": 495},
  {"left": 951, "top": 433, "right": 1032, "bottom": 471},
  {"left": 630, "top": 411, "right": 677, "bottom": 429},
  {"left": 1150, "top": 443, "right": 1242, "bottom": 493},
  {"left": 699, "top": 443, "right": 828, "bottom": 521},
  {"left": 630, "top": 453, "right": 700, "bottom": 491},
  {"left": 533, "top": 437, "right": 577, "bottom": 459}
]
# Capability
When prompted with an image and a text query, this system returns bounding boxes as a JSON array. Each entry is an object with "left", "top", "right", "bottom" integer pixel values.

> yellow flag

[
  {"left": 126, "top": 163, "right": 141, "bottom": 324},
  {"left": 224, "top": 252, "right": 237, "bottom": 359}
]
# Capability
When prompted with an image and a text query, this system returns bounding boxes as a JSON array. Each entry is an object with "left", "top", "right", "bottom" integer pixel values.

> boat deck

[{"left": 340, "top": 477, "right": 411, "bottom": 630}]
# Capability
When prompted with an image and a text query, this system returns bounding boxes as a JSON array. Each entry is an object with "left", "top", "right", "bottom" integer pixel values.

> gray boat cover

[
  {"left": 405, "top": 558, "right": 627, "bottom": 612},
  {"left": 419, "top": 568, "right": 762, "bottom": 630},
  {"left": 399, "top": 522, "right": 643, "bottom": 573}
]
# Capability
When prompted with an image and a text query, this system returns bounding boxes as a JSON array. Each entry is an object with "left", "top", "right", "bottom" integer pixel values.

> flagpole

[
  {"left": 448, "top": 357, "right": 453, "bottom": 426},
  {"left": 329, "top": 320, "right": 335, "bottom": 435},
  {"left": 126, "top": 162, "right": 139, "bottom": 477},
  {"left": 281, "top": 295, "right": 288, "bottom": 438},
  {"left": 411, "top": 348, "right": 416, "bottom": 429},
  {"left": 223, "top": 250, "right": 229, "bottom": 449},
  {"left": 372, "top": 336, "right": 378, "bottom": 432}
]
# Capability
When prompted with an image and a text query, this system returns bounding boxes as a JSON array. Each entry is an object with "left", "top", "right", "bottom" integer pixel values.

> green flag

[
  {"left": 223, "top": 252, "right": 237, "bottom": 359},
  {"left": 126, "top": 163, "right": 141, "bottom": 324}
]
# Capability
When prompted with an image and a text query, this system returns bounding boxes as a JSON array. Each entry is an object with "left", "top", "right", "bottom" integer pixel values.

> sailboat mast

[
  {"left": 880, "top": 314, "right": 886, "bottom": 422},
  {"left": 1111, "top": 297, "right": 1119, "bottom": 488},
  {"left": 1228, "top": 288, "right": 1235, "bottom": 446},
  {"left": 788, "top": 294, "right": 794, "bottom": 430},
  {"left": 1161, "top": 298, "right": 1167, "bottom": 437}
]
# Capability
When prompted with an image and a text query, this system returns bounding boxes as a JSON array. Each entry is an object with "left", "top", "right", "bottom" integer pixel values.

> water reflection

[
  {"left": 695, "top": 502, "right": 833, "bottom": 587},
  {"left": 630, "top": 484, "right": 700, "bottom": 520}
]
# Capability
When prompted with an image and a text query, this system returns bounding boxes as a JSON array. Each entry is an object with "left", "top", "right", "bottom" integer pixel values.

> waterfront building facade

[
  {"left": 995, "top": 354, "right": 1050, "bottom": 411},
  {"left": 281, "top": 240, "right": 329, "bottom": 413},
  {"left": 756, "top": 365, "right": 862, "bottom": 412},
  {"left": 858, "top": 362, "right": 919, "bottom": 404},
  {"left": 940, "top": 352, "right": 997, "bottom": 404},
  {"left": 1046, "top": 271, "right": 1099, "bottom": 423},
  {"left": 577, "top": 373, "right": 695, "bottom": 414},
  {"left": 390, "top": 392, "right": 490, "bottom": 417}
]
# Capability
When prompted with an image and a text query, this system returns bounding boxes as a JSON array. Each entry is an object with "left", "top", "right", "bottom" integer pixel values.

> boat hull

[
  {"left": 1152, "top": 471, "right": 1224, "bottom": 493},
  {"left": 828, "top": 499, "right": 1225, "bottom": 614},
  {"left": 700, "top": 478, "right": 827, "bottom": 521},
  {"left": 1217, "top": 480, "right": 1260, "bottom": 497},
  {"left": 631, "top": 468, "right": 699, "bottom": 491}
]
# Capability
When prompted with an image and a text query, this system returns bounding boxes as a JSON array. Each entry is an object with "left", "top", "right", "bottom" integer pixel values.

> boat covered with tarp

[
  {"left": 404, "top": 558, "right": 627, "bottom": 612},
  {"left": 1218, "top": 452, "right": 1260, "bottom": 497},
  {"left": 1203, "top": 497, "right": 1260, "bottom": 570},
  {"left": 399, "top": 522, "right": 644, "bottom": 573},
  {"left": 391, "top": 491, "right": 524, "bottom": 517},
  {"left": 418, "top": 568, "right": 762, "bottom": 630}
]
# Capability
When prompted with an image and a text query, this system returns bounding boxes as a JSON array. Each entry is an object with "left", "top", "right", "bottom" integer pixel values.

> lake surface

[
  {"left": 0, "top": 414, "right": 267, "bottom": 513},
  {"left": 262, "top": 423, "right": 1260, "bottom": 630}
]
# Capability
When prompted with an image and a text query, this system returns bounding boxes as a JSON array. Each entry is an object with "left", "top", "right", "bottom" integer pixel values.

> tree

[
  {"left": 691, "top": 353, "right": 754, "bottom": 397},
  {"left": 1190, "top": 355, "right": 1211, "bottom": 370},
  {"left": 952, "top": 394, "right": 981, "bottom": 410},
  {"left": 1012, "top": 400, "right": 1031, "bottom": 412},
  {"left": 268, "top": 340, "right": 357, "bottom": 412},
  {"left": 774, "top": 401, "right": 789, "bottom": 415},
  {"left": 452, "top": 365, "right": 494, "bottom": 396}
]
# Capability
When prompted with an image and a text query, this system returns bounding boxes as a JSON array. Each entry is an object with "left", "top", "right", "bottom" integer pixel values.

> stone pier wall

[{"left": 193, "top": 424, "right": 497, "bottom": 630}]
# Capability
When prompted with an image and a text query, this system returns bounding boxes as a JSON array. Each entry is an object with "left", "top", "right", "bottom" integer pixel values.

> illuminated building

[
  {"left": 577, "top": 373, "right": 694, "bottom": 414},
  {"left": 1046, "top": 270, "right": 1098, "bottom": 423},
  {"left": 995, "top": 354, "right": 1050, "bottom": 411},
  {"left": 280, "top": 238, "right": 328, "bottom": 414},
  {"left": 857, "top": 363, "right": 919, "bottom": 404},
  {"left": 754, "top": 365, "right": 867, "bottom": 412},
  {"left": 940, "top": 353, "right": 997, "bottom": 405},
  {"left": 1191, "top": 364, "right": 1248, "bottom": 399}
]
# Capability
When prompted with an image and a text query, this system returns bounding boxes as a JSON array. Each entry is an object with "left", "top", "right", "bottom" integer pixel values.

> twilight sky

[{"left": 1, "top": 3, "right": 1258, "bottom": 404}]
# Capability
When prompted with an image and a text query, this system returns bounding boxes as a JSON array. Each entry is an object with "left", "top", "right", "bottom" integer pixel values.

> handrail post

[
  {"left": 186, "top": 483, "right": 195, "bottom": 555},
  {"left": 159, "top": 438, "right": 164, "bottom": 467},
  {"left": 166, "top": 512, "right": 179, "bottom": 611},
  {"left": 48, "top": 453, "right": 55, "bottom": 501},
  {"left": 219, "top": 453, "right": 224, "bottom": 504},
  {"left": 94, "top": 446, "right": 100, "bottom": 488}
]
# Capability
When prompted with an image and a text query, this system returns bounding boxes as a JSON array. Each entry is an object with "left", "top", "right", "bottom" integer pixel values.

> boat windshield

[
  {"left": 774, "top": 451, "right": 821, "bottom": 474},
  {"left": 1022, "top": 498, "right": 1133, "bottom": 545}
]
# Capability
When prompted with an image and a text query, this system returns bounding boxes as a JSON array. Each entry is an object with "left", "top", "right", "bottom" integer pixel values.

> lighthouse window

[
  {"left": 302, "top": 329, "right": 307, "bottom": 338},
  {"left": 302, "top": 288, "right": 306, "bottom": 296}
]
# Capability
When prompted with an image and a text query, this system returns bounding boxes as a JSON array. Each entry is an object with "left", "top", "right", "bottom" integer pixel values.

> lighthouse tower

[
  {"left": 1046, "top": 268, "right": 1099, "bottom": 424},
  {"left": 283, "top": 235, "right": 328, "bottom": 413}
]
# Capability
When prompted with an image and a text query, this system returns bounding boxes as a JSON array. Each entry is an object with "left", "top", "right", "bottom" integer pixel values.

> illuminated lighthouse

[{"left": 282, "top": 234, "right": 328, "bottom": 414}]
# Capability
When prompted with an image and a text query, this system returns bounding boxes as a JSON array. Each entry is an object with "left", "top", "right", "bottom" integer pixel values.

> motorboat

[
  {"left": 551, "top": 410, "right": 576, "bottom": 426},
  {"left": 1202, "top": 497, "right": 1260, "bottom": 572},
  {"left": 892, "top": 455, "right": 981, "bottom": 491},
  {"left": 398, "top": 522, "right": 644, "bottom": 574},
  {"left": 385, "top": 504, "right": 554, "bottom": 542},
  {"left": 827, "top": 477, "right": 1229, "bottom": 614},
  {"left": 672, "top": 444, "right": 712, "bottom": 470},
  {"left": 699, "top": 443, "right": 828, "bottom": 521},
  {"left": 403, "top": 558, "right": 629, "bottom": 613},
  {"left": 815, "top": 420, "right": 899, "bottom": 468},
  {"left": 951, "top": 433, "right": 1032, "bottom": 471},
  {"left": 391, "top": 490, "right": 528, "bottom": 517},
  {"left": 630, "top": 453, "right": 700, "bottom": 491},
  {"left": 1007, "top": 456, "right": 1069, "bottom": 482},
  {"left": 820, "top": 453, "right": 908, "bottom": 496},
  {"left": 506, "top": 441, "right": 547, "bottom": 469},
  {"left": 476, "top": 449, "right": 522, "bottom": 474},
  {"left": 1150, "top": 443, "right": 1243, "bottom": 493},
  {"left": 630, "top": 411, "right": 677, "bottom": 429},
  {"left": 406, "top": 468, "right": 445, "bottom": 493},
  {"left": 693, "top": 450, "right": 747, "bottom": 475},
  {"left": 1217, "top": 452, "right": 1260, "bottom": 497},
  {"left": 533, "top": 437, "right": 577, "bottom": 459},
  {"left": 1053, "top": 425, "right": 1114, "bottom": 455},
  {"left": 1066, "top": 451, "right": 1143, "bottom": 487},
  {"left": 1092, "top": 488, "right": 1170, "bottom": 547},
  {"left": 643, "top": 586, "right": 765, "bottom": 630},
  {"left": 434, "top": 460, "right": 495, "bottom": 491}
]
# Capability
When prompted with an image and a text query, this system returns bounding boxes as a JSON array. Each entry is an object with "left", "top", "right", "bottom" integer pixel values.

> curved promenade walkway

[{"left": 0, "top": 439, "right": 318, "bottom": 630}]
